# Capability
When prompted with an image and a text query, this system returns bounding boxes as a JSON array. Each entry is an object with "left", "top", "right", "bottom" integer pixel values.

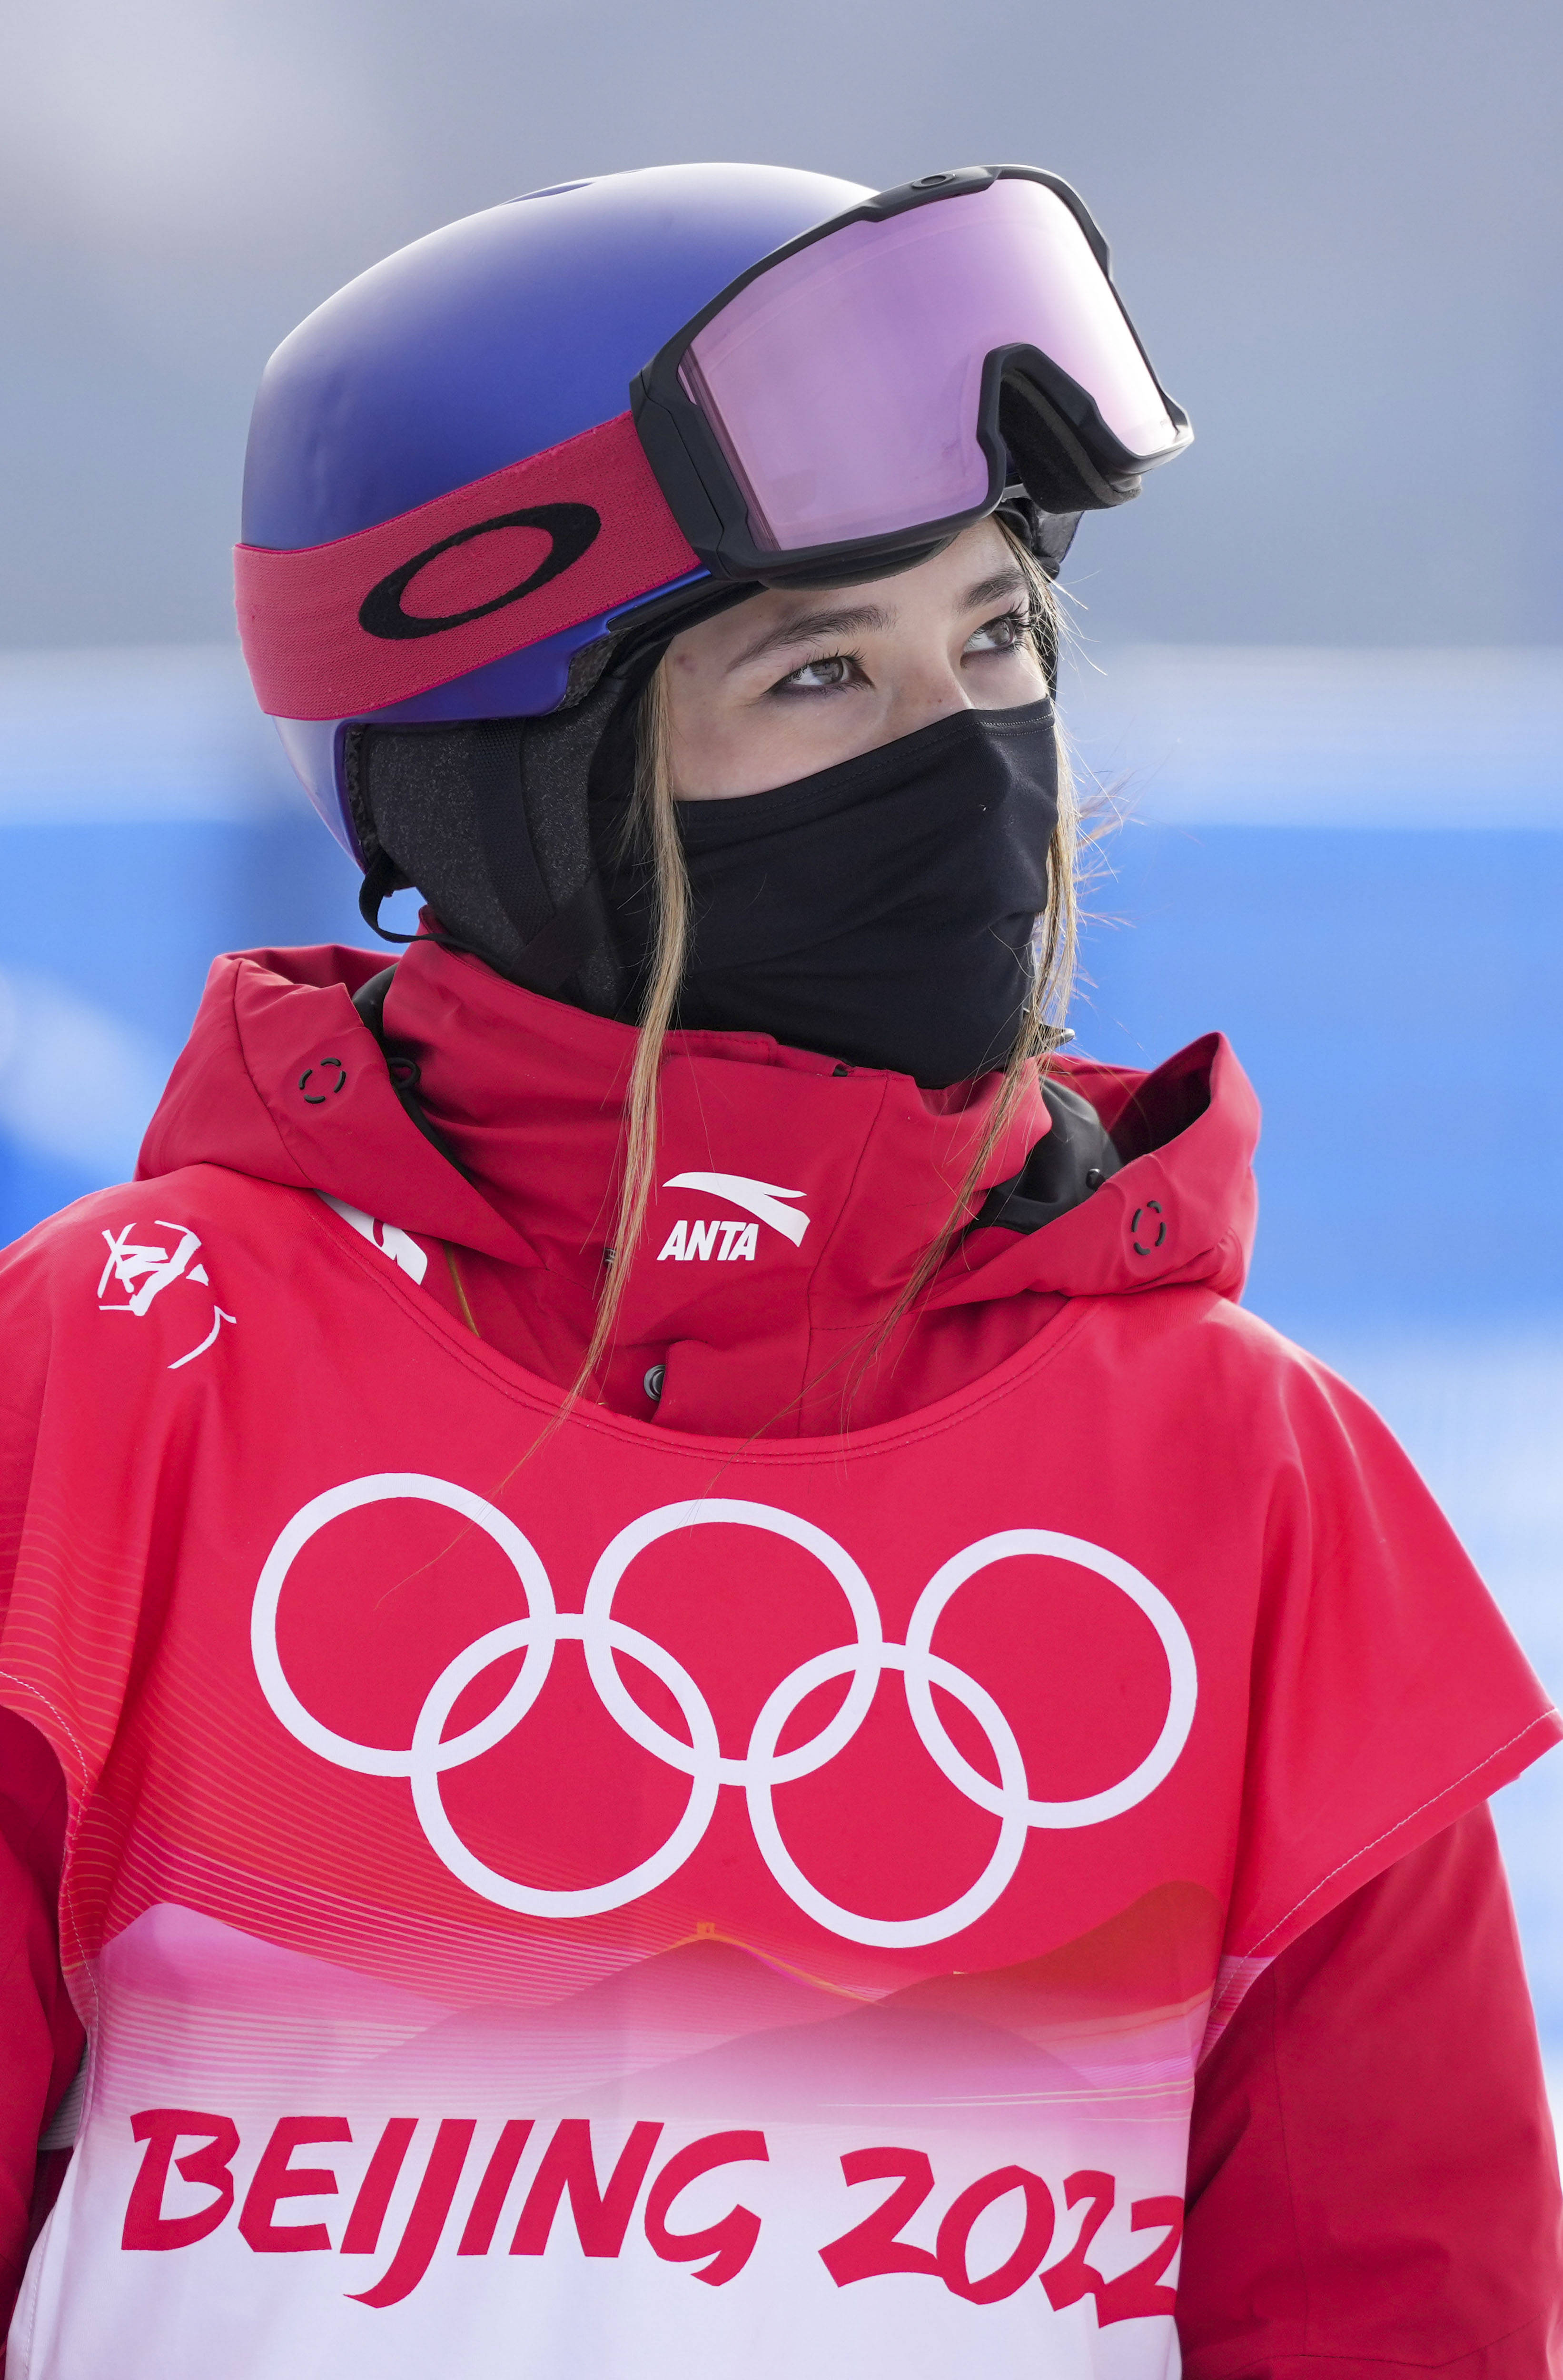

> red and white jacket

[{"left": 0, "top": 936, "right": 1558, "bottom": 2379}]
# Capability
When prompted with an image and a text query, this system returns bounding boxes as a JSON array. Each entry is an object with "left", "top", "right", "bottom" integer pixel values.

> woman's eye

[
  {"left": 965, "top": 609, "right": 1030, "bottom": 655},
  {"left": 776, "top": 653, "right": 856, "bottom": 693}
]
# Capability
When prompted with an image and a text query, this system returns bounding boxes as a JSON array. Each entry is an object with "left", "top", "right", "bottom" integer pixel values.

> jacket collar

[{"left": 381, "top": 938, "right": 1052, "bottom": 1353}]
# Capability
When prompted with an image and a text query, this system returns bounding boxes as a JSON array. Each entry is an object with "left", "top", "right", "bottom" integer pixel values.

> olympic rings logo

[{"left": 251, "top": 1477, "right": 1197, "bottom": 1950}]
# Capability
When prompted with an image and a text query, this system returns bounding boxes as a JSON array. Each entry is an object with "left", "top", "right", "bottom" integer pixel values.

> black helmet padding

[{"left": 346, "top": 666, "right": 628, "bottom": 1016}]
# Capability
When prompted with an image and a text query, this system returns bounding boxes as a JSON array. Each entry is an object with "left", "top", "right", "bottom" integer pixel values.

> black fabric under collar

[{"left": 971, "top": 1077, "right": 1122, "bottom": 1233}]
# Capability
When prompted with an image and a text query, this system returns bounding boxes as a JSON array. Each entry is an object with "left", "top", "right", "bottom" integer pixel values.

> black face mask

[{"left": 595, "top": 698, "right": 1058, "bottom": 1088}]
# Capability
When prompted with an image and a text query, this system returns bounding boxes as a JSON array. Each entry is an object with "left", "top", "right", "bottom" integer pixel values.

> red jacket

[{"left": 0, "top": 935, "right": 1557, "bottom": 2377}]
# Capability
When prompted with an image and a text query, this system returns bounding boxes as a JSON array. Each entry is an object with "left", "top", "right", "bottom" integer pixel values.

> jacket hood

[
  {"left": 138, "top": 937, "right": 1259, "bottom": 1426},
  {"left": 935, "top": 1036, "right": 1258, "bottom": 1311}
]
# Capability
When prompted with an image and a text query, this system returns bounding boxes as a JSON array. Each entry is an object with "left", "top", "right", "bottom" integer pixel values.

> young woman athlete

[{"left": 1, "top": 162, "right": 1559, "bottom": 2380}]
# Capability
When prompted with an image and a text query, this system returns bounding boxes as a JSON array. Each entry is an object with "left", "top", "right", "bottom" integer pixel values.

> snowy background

[{"left": 2, "top": 0, "right": 1559, "bottom": 2102}]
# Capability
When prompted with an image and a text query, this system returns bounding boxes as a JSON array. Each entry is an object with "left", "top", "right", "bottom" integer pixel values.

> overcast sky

[{"left": 3, "top": 0, "right": 1559, "bottom": 649}]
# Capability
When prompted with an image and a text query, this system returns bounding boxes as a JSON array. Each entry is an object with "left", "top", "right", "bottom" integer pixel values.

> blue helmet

[
  {"left": 236, "top": 160, "right": 1155, "bottom": 1010},
  {"left": 240, "top": 164, "right": 873, "bottom": 860}
]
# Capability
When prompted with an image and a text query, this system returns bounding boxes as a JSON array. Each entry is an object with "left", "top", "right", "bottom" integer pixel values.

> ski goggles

[
  {"left": 236, "top": 164, "right": 1190, "bottom": 723},
  {"left": 633, "top": 164, "right": 1191, "bottom": 586}
]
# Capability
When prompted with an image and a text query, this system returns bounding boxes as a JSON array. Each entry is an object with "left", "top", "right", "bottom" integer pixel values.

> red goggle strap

[{"left": 234, "top": 412, "right": 699, "bottom": 721}]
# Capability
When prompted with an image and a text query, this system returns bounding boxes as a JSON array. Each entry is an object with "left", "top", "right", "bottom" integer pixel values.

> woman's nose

[{"left": 881, "top": 657, "right": 971, "bottom": 741}]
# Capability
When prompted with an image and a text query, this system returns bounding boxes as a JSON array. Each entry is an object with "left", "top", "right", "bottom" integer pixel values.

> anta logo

[{"left": 655, "top": 1173, "right": 810, "bottom": 1264}]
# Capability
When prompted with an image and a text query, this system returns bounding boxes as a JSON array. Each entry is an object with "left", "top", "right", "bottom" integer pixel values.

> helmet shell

[{"left": 241, "top": 163, "right": 870, "bottom": 854}]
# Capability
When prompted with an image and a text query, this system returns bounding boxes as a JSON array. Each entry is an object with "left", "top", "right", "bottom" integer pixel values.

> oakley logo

[
  {"left": 358, "top": 502, "right": 601, "bottom": 643},
  {"left": 656, "top": 1173, "right": 810, "bottom": 1264},
  {"left": 251, "top": 1480, "right": 1198, "bottom": 1949}
]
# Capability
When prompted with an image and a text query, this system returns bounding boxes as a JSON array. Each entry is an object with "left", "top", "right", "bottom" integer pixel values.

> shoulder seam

[{"left": 1240, "top": 1709, "right": 1563, "bottom": 1957}]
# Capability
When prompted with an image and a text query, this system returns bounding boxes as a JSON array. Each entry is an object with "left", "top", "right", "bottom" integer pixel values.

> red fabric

[
  {"left": 233, "top": 414, "right": 698, "bottom": 719},
  {"left": 0, "top": 935, "right": 1554, "bottom": 2368},
  {"left": 1182, "top": 1804, "right": 1563, "bottom": 2377},
  {"left": 138, "top": 937, "right": 1259, "bottom": 1432},
  {"left": 139, "top": 946, "right": 532, "bottom": 1266},
  {"left": 0, "top": 1712, "right": 84, "bottom": 2370},
  {"left": 0, "top": 1163, "right": 1555, "bottom": 2370}
]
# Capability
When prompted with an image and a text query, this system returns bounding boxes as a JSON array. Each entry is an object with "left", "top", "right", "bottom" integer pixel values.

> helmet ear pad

[{"left": 347, "top": 666, "right": 630, "bottom": 1016}]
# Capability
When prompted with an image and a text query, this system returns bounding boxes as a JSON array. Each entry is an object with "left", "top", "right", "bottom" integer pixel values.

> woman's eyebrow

[
  {"left": 728, "top": 565, "right": 1028, "bottom": 674},
  {"left": 960, "top": 567, "right": 1030, "bottom": 611},
  {"left": 730, "top": 602, "right": 895, "bottom": 670}
]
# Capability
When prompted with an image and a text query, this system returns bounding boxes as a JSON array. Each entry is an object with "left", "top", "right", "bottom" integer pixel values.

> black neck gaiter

[{"left": 596, "top": 698, "right": 1059, "bottom": 1087}]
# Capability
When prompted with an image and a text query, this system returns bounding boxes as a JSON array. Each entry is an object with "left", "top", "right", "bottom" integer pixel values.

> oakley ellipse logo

[
  {"left": 357, "top": 502, "right": 602, "bottom": 642},
  {"left": 250, "top": 1478, "right": 1198, "bottom": 1949}
]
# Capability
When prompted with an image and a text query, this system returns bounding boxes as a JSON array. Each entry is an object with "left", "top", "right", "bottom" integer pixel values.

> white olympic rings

[{"left": 251, "top": 1476, "right": 1197, "bottom": 1949}]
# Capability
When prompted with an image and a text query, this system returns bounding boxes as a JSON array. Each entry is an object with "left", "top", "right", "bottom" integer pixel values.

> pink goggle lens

[{"left": 683, "top": 177, "right": 1179, "bottom": 554}]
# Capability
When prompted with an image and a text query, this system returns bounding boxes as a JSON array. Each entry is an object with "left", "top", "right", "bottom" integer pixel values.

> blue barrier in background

[
  {"left": 1080, "top": 823, "right": 1563, "bottom": 1328},
  {"left": 2, "top": 642, "right": 1559, "bottom": 2068}
]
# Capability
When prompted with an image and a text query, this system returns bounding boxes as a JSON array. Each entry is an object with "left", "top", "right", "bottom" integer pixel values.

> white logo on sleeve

[
  {"left": 97, "top": 1221, "right": 208, "bottom": 1313},
  {"left": 656, "top": 1173, "right": 809, "bottom": 1263},
  {"left": 96, "top": 1220, "right": 236, "bottom": 1368}
]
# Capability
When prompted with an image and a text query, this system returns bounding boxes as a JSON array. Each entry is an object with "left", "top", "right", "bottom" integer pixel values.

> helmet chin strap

[{"left": 355, "top": 847, "right": 420, "bottom": 944}]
